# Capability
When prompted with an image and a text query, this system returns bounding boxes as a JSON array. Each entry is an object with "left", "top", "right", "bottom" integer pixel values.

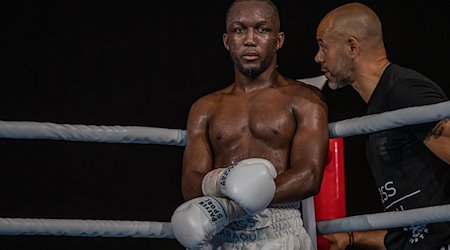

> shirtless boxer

[{"left": 171, "top": 0, "right": 329, "bottom": 249}]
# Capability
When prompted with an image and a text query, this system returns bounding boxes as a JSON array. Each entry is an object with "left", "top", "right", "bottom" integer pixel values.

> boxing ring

[{"left": 0, "top": 85, "right": 449, "bottom": 247}]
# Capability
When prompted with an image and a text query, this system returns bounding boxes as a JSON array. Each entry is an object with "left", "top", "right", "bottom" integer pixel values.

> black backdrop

[{"left": 2, "top": 1, "right": 449, "bottom": 249}]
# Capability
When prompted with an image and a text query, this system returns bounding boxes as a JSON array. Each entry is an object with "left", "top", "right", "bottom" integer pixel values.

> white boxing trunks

[{"left": 208, "top": 202, "right": 315, "bottom": 250}]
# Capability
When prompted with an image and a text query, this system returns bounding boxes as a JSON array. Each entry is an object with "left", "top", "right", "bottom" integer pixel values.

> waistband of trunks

[{"left": 214, "top": 202, "right": 304, "bottom": 243}]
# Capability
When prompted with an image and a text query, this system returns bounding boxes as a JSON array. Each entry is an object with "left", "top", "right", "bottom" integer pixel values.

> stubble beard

[
  {"left": 327, "top": 51, "right": 354, "bottom": 90},
  {"left": 231, "top": 50, "right": 275, "bottom": 80},
  {"left": 328, "top": 77, "right": 352, "bottom": 90}
]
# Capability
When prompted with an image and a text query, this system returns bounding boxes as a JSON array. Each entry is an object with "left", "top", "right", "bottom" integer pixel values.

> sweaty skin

[{"left": 182, "top": 0, "right": 329, "bottom": 205}]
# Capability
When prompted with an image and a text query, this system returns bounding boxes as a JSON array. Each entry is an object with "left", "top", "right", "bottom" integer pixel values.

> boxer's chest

[{"left": 208, "top": 97, "right": 296, "bottom": 148}]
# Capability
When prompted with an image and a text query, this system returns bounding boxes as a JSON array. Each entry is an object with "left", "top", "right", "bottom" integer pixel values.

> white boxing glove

[
  {"left": 171, "top": 196, "right": 246, "bottom": 250},
  {"left": 201, "top": 158, "right": 277, "bottom": 214}
]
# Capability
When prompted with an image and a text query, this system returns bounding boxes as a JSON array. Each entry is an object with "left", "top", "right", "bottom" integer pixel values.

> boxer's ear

[
  {"left": 223, "top": 33, "right": 230, "bottom": 50},
  {"left": 275, "top": 32, "right": 285, "bottom": 51}
]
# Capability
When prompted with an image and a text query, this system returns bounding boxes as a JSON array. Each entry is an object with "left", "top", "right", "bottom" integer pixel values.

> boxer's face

[{"left": 223, "top": 1, "right": 284, "bottom": 79}]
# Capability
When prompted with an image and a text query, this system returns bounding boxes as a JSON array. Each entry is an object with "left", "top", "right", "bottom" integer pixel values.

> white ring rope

[
  {"left": 317, "top": 204, "right": 450, "bottom": 235},
  {"left": 0, "top": 121, "right": 187, "bottom": 146},
  {"left": 0, "top": 101, "right": 448, "bottom": 144},
  {"left": 329, "top": 101, "right": 450, "bottom": 138},
  {"left": 1, "top": 204, "right": 449, "bottom": 238},
  {"left": 0, "top": 218, "right": 174, "bottom": 238},
  {"left": 0, "top": 82, "right": 448, "bottom": 239}
]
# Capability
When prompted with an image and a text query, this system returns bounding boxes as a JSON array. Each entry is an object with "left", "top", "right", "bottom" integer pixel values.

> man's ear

[
  {"left": 275, "top": 32, "right": 285, "bottom": 51},
  {"left": 347, "top": 37, "right": 359, "bottom": 57},
  {"left": 223, "top": 33, "right": 230, "bottom": 50}
]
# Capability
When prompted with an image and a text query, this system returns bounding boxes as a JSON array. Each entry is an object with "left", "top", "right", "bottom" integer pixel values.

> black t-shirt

[{"left": 366, "top": 63, "right": 450, "bottom": 250}]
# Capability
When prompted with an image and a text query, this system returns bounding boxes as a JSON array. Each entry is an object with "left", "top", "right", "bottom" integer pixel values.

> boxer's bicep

[
  {"left": 182, "top": 100, "right": 214, "bottom": 200},
  {"left": 273, "top": 90, "right": 329, "bottom": 203}
]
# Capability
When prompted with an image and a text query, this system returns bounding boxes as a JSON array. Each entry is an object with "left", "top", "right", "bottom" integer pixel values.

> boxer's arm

[
  {"left": 182, "top": 98, "right": 214, "bottom": 200},
  {"left": 424, "top": 118, "right": 450, "bottom": 164},
  {"left": 273, "top": 86, "right": 329, "bottom": 204}
]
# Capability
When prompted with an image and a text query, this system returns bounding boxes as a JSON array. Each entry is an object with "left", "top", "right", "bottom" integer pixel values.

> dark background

[{"left": 2, "top": 0, "right": 449, "bottom": 249}]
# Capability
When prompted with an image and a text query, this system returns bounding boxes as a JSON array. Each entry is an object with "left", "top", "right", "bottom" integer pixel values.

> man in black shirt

[{"left": 314, "top": 2, "right": 450, "bottom": 250}]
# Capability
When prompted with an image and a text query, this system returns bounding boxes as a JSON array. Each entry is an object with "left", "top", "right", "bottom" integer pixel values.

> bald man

[{"left": 314, "top": 3, "right": 450, "bottom": 250}]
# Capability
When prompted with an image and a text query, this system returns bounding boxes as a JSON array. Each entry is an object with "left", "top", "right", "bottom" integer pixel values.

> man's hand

[{"left": 323, "top": 232, "right": 351, "bottom": 250}]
